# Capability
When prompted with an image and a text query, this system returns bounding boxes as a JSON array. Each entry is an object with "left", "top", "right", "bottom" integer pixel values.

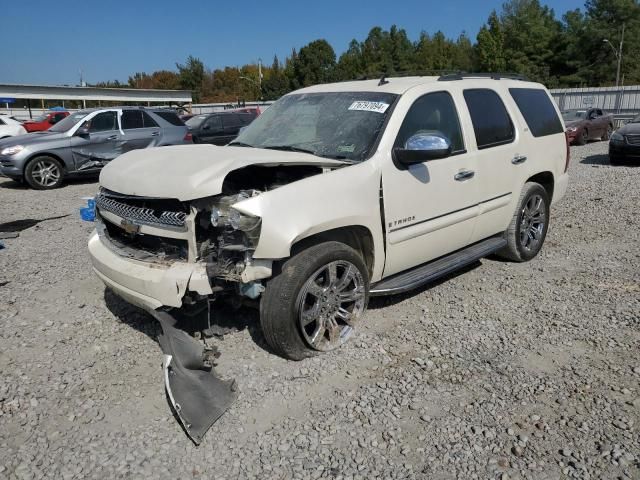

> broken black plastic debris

[{"left": 151, "top": 309, "right": 238, "bottom": 445}]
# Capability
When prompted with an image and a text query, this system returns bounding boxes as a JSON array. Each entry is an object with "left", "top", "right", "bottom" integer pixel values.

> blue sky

[{"left": 4, "top": 0, "right": 585, "bottom": 86}]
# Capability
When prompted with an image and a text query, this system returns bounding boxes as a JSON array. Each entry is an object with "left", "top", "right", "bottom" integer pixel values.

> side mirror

[
  {"left": 202, "top": 124, "right": 210, "bottom": 130},
  {"left": 394, "top": 133, "right": 452, "bottom": 165},
  {"left": 75, "top": 125, "right": 90, "bottom": 138}
]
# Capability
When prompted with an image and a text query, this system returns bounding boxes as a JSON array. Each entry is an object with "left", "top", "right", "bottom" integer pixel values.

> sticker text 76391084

[{"left": 348, "top": 101, "right": 390, "bottom": 114}]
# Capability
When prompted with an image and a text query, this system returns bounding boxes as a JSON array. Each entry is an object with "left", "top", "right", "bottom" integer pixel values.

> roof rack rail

[
  {"left": 438, "top": 72, "right": 528, "bottom": 82},
  {"left": 355, "top": 70, "right": 465, "bottom": 81}
]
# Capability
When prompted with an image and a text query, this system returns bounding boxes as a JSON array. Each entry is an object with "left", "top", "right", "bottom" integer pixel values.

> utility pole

[
  {"left": 616, "top": 23, "right": 625, "bottom": 89},
  {"left": 603, "top": 23, "right": 625, "bottom": 88}
]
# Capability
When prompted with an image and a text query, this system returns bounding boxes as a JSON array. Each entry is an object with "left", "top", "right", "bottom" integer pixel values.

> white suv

[{"left": 89, "top": 74, "right": 569, "bottom": 361}]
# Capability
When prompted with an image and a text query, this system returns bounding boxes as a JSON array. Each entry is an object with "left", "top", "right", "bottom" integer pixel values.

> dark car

[
  {"left": 0, "top": 107, "right": 191, "bottom": 189},
  {"left": 609, "top": 114, "right": 640, "bottom": 164},
  {"left": 186, "top": 112, "right": 255, "bottom": 145},
  {"left": 562, "top": 108, "right": 614, "bottom": 145}
]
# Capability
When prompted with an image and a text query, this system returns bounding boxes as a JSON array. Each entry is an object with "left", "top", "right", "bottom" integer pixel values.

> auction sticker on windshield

[{"left": 348, "top": 101, "right": 390, "bottom": 114}]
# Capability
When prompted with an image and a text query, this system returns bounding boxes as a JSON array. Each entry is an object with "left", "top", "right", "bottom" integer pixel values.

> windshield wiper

[
  {"left": 262, "top": 145, "right": 316, "bottom": 154},
  {"left": 262, "top": 145, "right": 350, "bottom": 161},
  {"left": 228, "top": 141, "right": 254, "bottom": 148}
]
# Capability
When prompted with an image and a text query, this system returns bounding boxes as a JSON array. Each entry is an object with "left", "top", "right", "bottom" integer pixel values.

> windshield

[
  {"left": 186, "top": 115, "right": 208, "bottom": 128},
  {"left": 562, "top": 111, "right": 587, "bottom": 121},
  {"left": 232, "top": 92, "right": 398, "bottom": 161},
  {"left": 48, "top": 111, "right": 90, "bottom": 133}
]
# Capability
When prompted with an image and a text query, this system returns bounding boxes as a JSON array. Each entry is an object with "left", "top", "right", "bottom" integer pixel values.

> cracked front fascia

[{"left": 232, "top": 160, "right": 386, "bottom": 282}]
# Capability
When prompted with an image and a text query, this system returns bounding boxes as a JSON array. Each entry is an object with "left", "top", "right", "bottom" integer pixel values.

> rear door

[
  {"left": 120, "top": 110, "right": 161, "bottom": 152},
  {"left": 71, "top": 110, "right": 124, "bottom": 171},
  {"left": 221, "top": 114, "right": 243, "bottom": 144},
  {"left": 462, "top": 88, "right": 523, "bottom": 243}
]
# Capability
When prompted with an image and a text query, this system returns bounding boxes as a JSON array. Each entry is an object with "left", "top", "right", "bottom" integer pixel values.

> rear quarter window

[
  {"left": 154, "top": 111, "right": 184, "bottom": 126},
  {"left": 509, "top": 88, "right": 564, "bottom": 138}
]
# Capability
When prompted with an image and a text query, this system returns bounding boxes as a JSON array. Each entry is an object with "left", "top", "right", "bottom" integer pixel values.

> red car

[
  {"left": 22, "top": 111, "right": 70, "bottom": 132},
  {"left": 562, "top": 108, "right": 614, "bottom": 145}
]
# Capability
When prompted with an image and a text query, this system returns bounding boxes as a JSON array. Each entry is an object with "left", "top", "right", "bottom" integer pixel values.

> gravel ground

[{"left": 0, "top": 141, "right": 638, "bottom": 480}]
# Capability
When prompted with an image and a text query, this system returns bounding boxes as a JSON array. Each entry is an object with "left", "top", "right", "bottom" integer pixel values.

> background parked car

[
  {"left": 186, "top": 112, "right": 255, "bottom": 145},
  {"left": 0, "top": 115, "right": 27, "bottom": 139},
  {"left": 22, "top": 110, "right": 70, "bottom": 132},
  {"left": 563, "top": 108, "right": 614, "bottom": 145},
  {"left": 0, "top": 107, "right": 190, "bottom": 189},
  {"left": 609, "top": 113, "right": 640, "bottom": 164}
]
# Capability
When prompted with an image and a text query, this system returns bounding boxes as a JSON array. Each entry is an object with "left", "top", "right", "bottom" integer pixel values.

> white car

[
  {"left": 90, "top": 74, "right": 569, "bottom": 360},
  {"left": 0, "top": 115, "right": 27, "bottom": 139},
  {"left": 88, "top": 73, "right": 570, "bottom": 442}
]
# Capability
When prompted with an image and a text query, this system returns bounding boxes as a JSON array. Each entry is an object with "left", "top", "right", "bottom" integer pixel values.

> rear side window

[
  {"left": 222, "top": 114, "right": 242, "bottom": 128},
  {"left": 238, "top": 114, "right": 254, "bottom": 126},
  {"left": 142, "top": 112, "right": 159, "bottom": 128},
  {"left": 121, "top": 110, "right": 144, "bottom": 129},
  {"left": 463, "top": 89, "right": 514, "bottom": 149},
  {"left": 509, "top": 88, "right": 563, "bottom": 138},
  {"left": 154, "top": 111, "right": 184, "bottom": 126}
]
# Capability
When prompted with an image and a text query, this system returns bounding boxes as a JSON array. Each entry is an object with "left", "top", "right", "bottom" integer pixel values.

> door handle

[
  {"left": 107, "top": 135, "right": 118, "bottom": 141},
  {"left": 151, "top": 131, "right": 160, "bottom": 137},
  {"left": 512, "top": 154, "right": 527, "bottom": 164},
  {"left": 454, "top": 170, "right": 475, "bottom": 181}
]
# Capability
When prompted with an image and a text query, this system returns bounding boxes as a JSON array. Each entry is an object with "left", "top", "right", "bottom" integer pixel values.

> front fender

[{"left": 233, "top": 160, "right": 386, "bottom": 281}]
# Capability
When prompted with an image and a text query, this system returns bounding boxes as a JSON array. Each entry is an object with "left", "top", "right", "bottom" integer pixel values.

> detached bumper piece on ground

[{"left": 151, "top": 310, "right": 238, "bottom": 444}]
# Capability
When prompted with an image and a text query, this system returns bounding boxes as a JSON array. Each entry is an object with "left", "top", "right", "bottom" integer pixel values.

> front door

[
  {"left": 71, "top": 110, "right": 123, "bottom": 171},
  {"left": 381, "top": 90, "right": 480, "bottom": 277},
  {"left": 199, "top": 115, "right": 224, "bottom": 144}
]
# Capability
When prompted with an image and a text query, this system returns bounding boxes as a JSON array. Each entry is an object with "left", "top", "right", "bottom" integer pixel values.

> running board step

[{"left": 370, "top": 236, "right": 507, "bottom": 296}]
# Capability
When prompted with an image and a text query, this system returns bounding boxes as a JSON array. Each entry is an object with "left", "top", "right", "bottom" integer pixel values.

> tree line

[{"left": 95, "top": 0, "right": 640, "bottom": 103}]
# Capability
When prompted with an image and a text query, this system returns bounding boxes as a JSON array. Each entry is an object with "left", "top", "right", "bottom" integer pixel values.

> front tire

[
  {"left": 260, "top": 241, "right": 369, "bottom": 360},
  {"left": 602, "top": 124, "right": 613, "bottom": 141},
  {"left": 497, "top": 182, "right": 550, "bottom": 262},
  {"left": 24, "top": 156, "right": 64, "bottom": 190}
]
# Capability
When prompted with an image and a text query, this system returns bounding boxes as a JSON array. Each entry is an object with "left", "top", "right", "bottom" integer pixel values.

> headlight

[
  {"left": 1, "top": 145, "right": 24, "bottom": 156},
  {"left": 208, "top": 191, "right": 261, "bottom": 233},
  {"left": 566, "top": 127, "right": 578, "bottom": 133},
  {"left": 610, "top": 132, "right": 624, "bottom": 142}
]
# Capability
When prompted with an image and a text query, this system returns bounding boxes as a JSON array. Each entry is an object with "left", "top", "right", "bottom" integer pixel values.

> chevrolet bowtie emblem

[{"left": 120, "top": 218, "right": 141, "bottom": 234}]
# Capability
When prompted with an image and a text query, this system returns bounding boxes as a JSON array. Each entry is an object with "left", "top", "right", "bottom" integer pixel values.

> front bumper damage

[
  {"left": 88, "top": 205, "right": 252, "bottom": 443},
  {"left": 153, "top": 310, "right": 238, "bottom": 444}
]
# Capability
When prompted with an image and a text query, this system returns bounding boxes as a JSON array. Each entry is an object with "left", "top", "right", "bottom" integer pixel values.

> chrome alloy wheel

[
  {"left": 296, "top": 260, "right": 366, "bottom": 351},
  {"left": 519, "top": 194, "right": 546, "bottom": 252},
  {"left": 31, "top": 159, "right": 61, "bottom": 187}
]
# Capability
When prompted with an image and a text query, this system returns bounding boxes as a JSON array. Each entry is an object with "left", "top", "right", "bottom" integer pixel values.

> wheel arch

[
  {"left": 23, "top": 151, "right": 69, "bottom": 174},
  {"left": 526, "top": 171, "right": 554, "bottom": 201},
  {"left": 290, "top": 225, "right": 376, "bottom": 279}
]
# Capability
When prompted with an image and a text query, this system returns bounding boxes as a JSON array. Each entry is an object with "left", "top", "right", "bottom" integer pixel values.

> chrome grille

[
  {"left": 626, "top": 134, "right": 640, "bottom": 145},
  {"left": 96, "top": 192, "right": 187, "bottom": 229}
]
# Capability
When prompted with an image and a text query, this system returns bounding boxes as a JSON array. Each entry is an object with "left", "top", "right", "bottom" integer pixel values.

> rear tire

[
  {"left": 577, "top": 129, "right": 588, "bottom": 145},
  {"left": 260, "top": 241, "right": 369, "bottom": 360},
  {"left": 496, "top": 182, "right": 550, "bottom": 262},
  {"left": 24, "top": 156, "right": 64, "bottom": 190}
]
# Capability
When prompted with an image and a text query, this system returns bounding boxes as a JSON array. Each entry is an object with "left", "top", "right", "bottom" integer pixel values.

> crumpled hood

[{"left": 99, "top": 144, "right": 346, "bottom": 201}]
